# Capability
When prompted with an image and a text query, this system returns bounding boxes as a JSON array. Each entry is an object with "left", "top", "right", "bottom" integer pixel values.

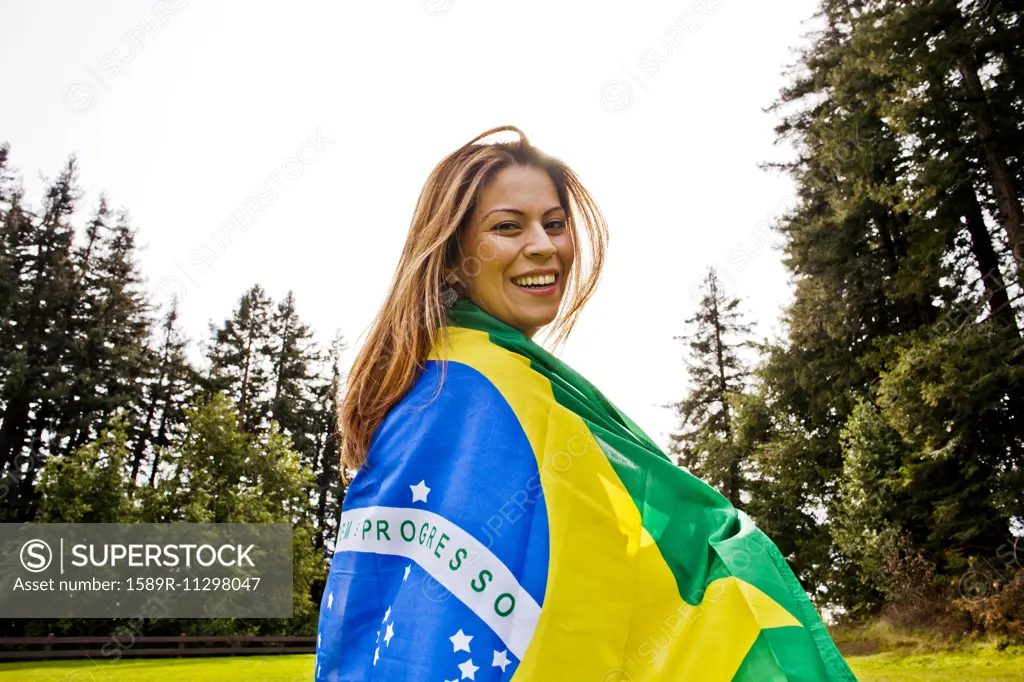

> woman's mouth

[{"left": 510, "top": 273, "right": 559, "bottom": 296}]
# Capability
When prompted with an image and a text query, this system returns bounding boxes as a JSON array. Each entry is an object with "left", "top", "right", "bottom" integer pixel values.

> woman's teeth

[{"left": 511, "top": 274, "right": 556, "bottom": 288}]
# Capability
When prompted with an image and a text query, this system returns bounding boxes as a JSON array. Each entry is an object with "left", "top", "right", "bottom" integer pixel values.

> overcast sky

[{"left": 1, "top": 0, "right": 821, "bottom": 448}]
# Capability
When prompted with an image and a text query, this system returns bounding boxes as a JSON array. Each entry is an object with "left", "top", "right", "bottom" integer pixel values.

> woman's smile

[{"left": 509, "top": 270, "right": 560, "bottom": 296}]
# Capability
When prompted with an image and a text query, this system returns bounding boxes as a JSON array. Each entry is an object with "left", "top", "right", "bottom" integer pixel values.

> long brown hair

[{"left": 339, "top": 125, "right": 608, "bottom": 471}]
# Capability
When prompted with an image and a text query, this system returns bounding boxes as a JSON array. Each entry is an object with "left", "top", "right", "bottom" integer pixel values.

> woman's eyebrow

[{"left": 481, "top": 206, "right": 565, "bottom": 220}]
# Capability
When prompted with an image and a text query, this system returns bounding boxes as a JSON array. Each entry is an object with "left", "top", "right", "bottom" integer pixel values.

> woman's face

[{"left": 450, "top": 164, "right": 574, "bottom": 338}]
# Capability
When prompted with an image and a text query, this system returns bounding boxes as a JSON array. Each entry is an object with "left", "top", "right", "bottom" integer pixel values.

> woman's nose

[{"left": 524, "top": 223, "right": 557, "bottom": 258}]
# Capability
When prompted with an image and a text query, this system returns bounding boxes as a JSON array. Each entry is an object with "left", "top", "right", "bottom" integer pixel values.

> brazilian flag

[{"left": 315, "top": 298, "right": 856, "bottom": 681}]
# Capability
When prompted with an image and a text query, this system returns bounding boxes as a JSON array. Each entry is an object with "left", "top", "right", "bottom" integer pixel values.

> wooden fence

[{"left": 0, "top": 635, "right": 315, "bottom": 661}]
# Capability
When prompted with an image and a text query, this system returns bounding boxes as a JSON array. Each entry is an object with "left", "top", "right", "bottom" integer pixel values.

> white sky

[{"left": 1, "top": 0, "right": 820, "bottom": 448}]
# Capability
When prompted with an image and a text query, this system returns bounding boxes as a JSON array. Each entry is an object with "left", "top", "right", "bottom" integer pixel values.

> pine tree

[
  {"left": 830, "top": 398, "right": 911, "bottom": 611},
  {"left": 0, "top": 145, "right": 31, "bottom": 396},
  {"left": 133, "top": 298, "right": 200, "bottom": 485},
  {"left": 0, "top": 143, "right": 14, "bottom": 206},
  {"left": 40, "top": 195, "right": 112, "bottom": 459},
  {"left": 854, "top": 0, "right": 1024, "bottom": 288},
  {"left": 667, "top": 268, "right": 754, "bottom": 507},
  {"left": 268, "top": 291, "right": 321, "bottom": 468},
  {"left": 205, "top": 284, "right": 275, "bottom": 435},
  {"left": 59, "top": 204, "right": 152, "bottom": 458},
  {"left": 311, "top": 331, "right": 347, "bottom": 555},
  {"left": 0, "top": 155, "right": 82, "bottom": 520}
]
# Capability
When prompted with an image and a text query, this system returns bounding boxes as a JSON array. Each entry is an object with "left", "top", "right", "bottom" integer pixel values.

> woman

[{"left": 314, "top": 126, "right": 854, "bottom": 681}]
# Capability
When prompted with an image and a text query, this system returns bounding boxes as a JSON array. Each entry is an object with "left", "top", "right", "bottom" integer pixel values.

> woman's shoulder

[
  {"left": 385, "top": 356, "right": 516, "bottom": 431},
  {"left": 345, "top": 357, "right": 543, "bottom": 512}
]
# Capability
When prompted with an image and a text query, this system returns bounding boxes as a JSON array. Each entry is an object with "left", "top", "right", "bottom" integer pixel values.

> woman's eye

[{"left": 491, "top": 220, "right": 564, "bottom": 232}]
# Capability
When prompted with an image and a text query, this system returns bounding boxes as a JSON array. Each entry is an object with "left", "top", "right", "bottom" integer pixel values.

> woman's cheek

[{"left": 480, "top": 234, "right": 508, "bottom": 262}]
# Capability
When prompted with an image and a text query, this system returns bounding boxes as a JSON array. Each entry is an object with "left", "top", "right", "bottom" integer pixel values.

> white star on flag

[
  {"left": 492, "top": 649, "right": 511, "bottom": 671},
  {"left": 384, "top": 622, "right": 395, "bottom": 646},
  {"left": 382, "top": 606, "right": 391, "bottom": 623},
  {"left": 374, "top": 647, "right": 380, "bottom": 665},
  {"left": 410, "top": 479, "right": 431, "bottom": 503},
  {"left": 327, "top": 591, "right": 333, "bottom": 610},
  {"left": 458, "top": 658, "right": 479, "bottom": 680},
  {"left": 449, "top": 628, "right": 473, "bottom": 653},
  {"left": 403, "top": 564, "right": 411, "bottom": 581}
]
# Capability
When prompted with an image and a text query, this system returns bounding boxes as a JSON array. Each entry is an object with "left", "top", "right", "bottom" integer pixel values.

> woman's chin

[
  {"left": 479, "top": 293, "right": 562, "bottom": 335},
  {"left": 509, "top": 309, "right": 560, "bottom": 336}
]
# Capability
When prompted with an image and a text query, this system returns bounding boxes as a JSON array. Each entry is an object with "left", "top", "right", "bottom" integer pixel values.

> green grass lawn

[
  {"left": 2, "top": 650, "right": 1024, "bottom": 681},
  {"left": 0, "top": 655, "right": 314, "bottom": 681},
  {"left": 846, "top": 647, "right": 1024, "bottom": 681}
]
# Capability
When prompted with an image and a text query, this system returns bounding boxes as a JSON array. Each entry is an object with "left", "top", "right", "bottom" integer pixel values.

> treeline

[
  {"left": 670, "top": 0, "right": 1024, "bottom": 637},
  {"left": 0, "top": 144, "right": 346, "bottom": 636}
]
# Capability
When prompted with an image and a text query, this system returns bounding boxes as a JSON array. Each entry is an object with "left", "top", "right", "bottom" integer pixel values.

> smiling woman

[
  {"left": 338, "top": 125, "right": 608, "bottom": 474},
  {"left": 315, "top": 126, "right": 854, "bottom": 682}
]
